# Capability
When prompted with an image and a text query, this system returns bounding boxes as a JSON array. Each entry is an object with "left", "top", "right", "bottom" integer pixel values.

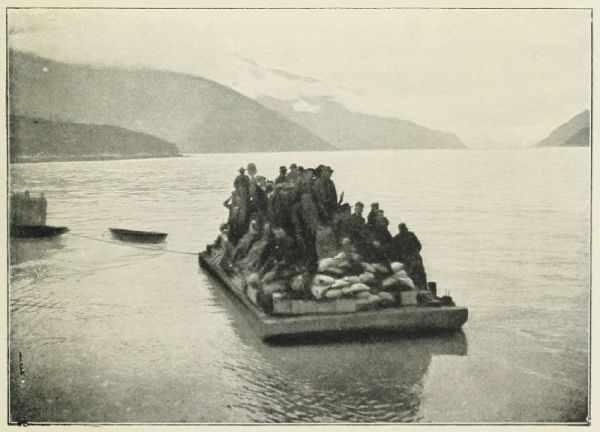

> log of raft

[{"left": 198, "top": 251, "right": 468, "bottom": 341}]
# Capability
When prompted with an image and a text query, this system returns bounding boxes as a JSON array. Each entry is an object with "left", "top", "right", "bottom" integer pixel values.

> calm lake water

[{"left": 8, "top": 148, "right": 590, "bottom": 423}]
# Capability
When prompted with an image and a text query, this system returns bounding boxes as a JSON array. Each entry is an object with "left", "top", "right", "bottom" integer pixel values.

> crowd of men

[{"left": 214, "top": 162, "right": 427, "bottom": 290}]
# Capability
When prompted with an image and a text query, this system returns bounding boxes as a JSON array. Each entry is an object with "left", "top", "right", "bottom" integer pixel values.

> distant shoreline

[
  {"left": 10, "top": 154, "right": 183, "bottom": 164},
  {"left": 10, "top": 146, "right": 588, "bottom": 164}
]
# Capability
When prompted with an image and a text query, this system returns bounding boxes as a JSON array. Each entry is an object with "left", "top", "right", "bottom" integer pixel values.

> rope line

[{"left": 67, "top": 232, "right": 199, "bottom": 256}]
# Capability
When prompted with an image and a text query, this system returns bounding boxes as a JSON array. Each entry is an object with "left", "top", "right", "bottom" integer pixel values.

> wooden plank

[
  {"left": 260, "top": 306, "right": 468, "bottom": 338},
  {"left": 287, "top": 298, "right": 358, "bottom": 315}
]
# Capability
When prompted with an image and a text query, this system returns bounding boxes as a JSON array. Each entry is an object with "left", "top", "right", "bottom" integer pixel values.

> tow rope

[{"left": 67, "top": 232, "right": 199, "bottom": 256}]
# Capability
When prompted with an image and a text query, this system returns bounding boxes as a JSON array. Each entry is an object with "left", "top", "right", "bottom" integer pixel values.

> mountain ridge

[
  {"left": 8, "top": 50, "right": 334, "bottom": 154},
  {"left": 9, "top": 115, "right": 180, "bottom": 163},
  {"left": 257, "top": 95, "right": 466, "bottom": 150},
  {"left": 537, "top": 110, "right": 590, "bottom": 147}
]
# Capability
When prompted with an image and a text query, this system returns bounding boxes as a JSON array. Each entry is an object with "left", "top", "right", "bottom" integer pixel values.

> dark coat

[
  {"left": 392, "top": 230, "right": 422, "bottom": 259},
  {"left": 268, "top": 189, "right": 288, "bottom": 229},
  {"left": 370, "top": 215, "right": 392, "bottom": 247},
  {"left": 347, "top": 213, "right": 367, "bottom": 244},
  {"left": 313, "top": 177, "right": 338, "bottom": 221},
  {"left": 392, "top": 230, "right": 426, "bottom": 289},
  {"left": 248, "top": 178, "right": 267, "bottom": 215},
  {"left": 292, "top": 193, "right": 321, "bottom": 238},
  {"left": 285, "top": 171, "right": 300, "bottom": 183},
  {"left": 268, "top": 188, "right": 298, "bottom": 233},
  {"left": 367, "top": 209, "right": 378, "bottom": 228},
  {"left": 333, "top": 211, "right": 353, "bottom": 242},
  {"left": 269, "top": 233, "right": 295, "bottom": 263},
  {"left": 274, "top": 173, "right": 287, "bottom": 184}
]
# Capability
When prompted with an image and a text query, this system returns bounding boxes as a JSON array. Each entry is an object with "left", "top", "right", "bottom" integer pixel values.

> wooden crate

[{"left": 400, "top": 291, "right": 418, "bottom": 306}]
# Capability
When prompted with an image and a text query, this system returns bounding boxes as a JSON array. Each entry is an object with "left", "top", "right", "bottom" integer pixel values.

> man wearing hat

[
  {"left": 313, "top": 165, "right": 338, "bottom": 223},
  {"left": 285, "top": 163, "right": 300, "bottom": 183},
  {"left": 275, "top": 166, "right": 287, "bottom": 184},
  {"left": 367, "top": 202, "right": 379, "bottom": 229},
  {"left": 346, "top": 201, "right": 368, "bottom": 250},
  {"left": 234, "top": 167, "right": 249, "bottom": 190},
  {"left": 247, "top": 163, "right": 267, "bottom": 220},
  {"left": 314, "top": 164, "right": 325, "bottom": 179},
  {"left": 230, "top": 167, "right": 251, "bottom": 243},
  {"left": 349, "top": 202, "right": 366, "bottom": 233},
  {"left": 332, "top": 202, "right": 353, "bottom": 242},
  {"left": 234, "top": 167, "right": 250, "bottom": 204},
  {"left": 352, "top": 202, "right": 365, "bottom": 224}
]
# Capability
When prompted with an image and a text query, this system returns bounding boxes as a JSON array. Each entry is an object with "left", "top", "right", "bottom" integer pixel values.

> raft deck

[{"left": 198, "top": 252, "right": 468, "bottom": 341}]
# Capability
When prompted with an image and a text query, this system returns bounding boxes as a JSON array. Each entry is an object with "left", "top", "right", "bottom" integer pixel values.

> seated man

[
  {"left": 342, "top": 201, "right": 371, "bottom": 254},
  {"left": 332, "top": 203, "right": 353, "bottom": 245},
  {"left": 232, "top": 220, "right": 261, "bottom": 262},
  {"left": 370, "top": 209, "right": 393, "bottom": 248},
  {"left": 238, "top": 222, "right": 273, "bottom": 272},
  {"left": 351, "top": 201, "right": 365, "bottom": 224},
  {"left": 259, "top": 227, "right": 296, "bottom": 279},
  {"left": 210, "top": 223, "right": 234, "bottom": 271}
]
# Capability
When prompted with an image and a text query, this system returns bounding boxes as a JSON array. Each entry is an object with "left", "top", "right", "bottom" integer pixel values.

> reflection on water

[
  {"left": 8, "top": 149, "right": 589, "bottom": 423},
  {"left": 257, "top": 334, "right": 467, "bottom": 422},
  {"left": 204, "top": 270, "right": 467, "bottom": 422},
  {"left": 10, "top": 237, "right": 65, "bottom": 266}
]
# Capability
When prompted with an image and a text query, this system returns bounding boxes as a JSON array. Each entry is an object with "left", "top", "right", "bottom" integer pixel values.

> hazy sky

[{"left": 8, "top": 8, "right": 591, "bottom": 147}]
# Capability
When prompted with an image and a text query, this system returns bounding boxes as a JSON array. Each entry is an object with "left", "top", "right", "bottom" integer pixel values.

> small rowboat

[
  {"left": 11, "top": 225, "right": 69, "bottom": 239},
  {"left": 109, "top": 228, "right": 168, "bottom": 244}
]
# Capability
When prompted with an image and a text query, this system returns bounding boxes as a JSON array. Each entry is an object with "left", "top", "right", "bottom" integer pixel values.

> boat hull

[
  {"left": 198, "top": 252, "right": 468, "bottom": 341},
  {"left": 10, "top": 225, "right": 69, "bottom": 239},
  {"left": 109, "top": 228, "right": 168, "bottom": 243}
]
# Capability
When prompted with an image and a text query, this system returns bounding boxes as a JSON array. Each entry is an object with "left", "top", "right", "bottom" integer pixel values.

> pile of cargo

[
  {"left": 260, "top": 255, "right": 441, "bottom": 315},
  {"left": 314, "top": 255, "right": 415, "bottom": 302},
  {"left": 207, "top": 162, "right": 442, "bottom": 315}
]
